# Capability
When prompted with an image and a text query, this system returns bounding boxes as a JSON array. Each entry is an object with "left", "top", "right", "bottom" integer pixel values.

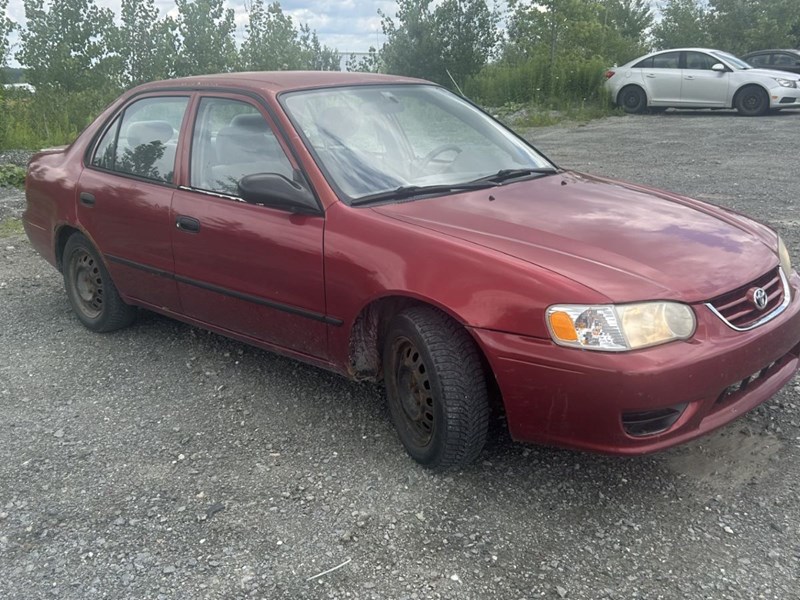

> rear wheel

[
  {"left": 735, "top": 85, "right": 769, "bottom": 116},
  {"left": 618, "top": 86, "right": 647, "bottom": 114},
  {"left": 383, "top": 307, "right": 489, "bottom": 469},
  {"left": 63, "top": 233, "right": 137, "bottom": 332}
]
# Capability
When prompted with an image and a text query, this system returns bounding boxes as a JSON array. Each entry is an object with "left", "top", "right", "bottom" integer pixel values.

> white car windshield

[
  {"left": 711, "top": 50, "right": 751, "bottom": 70},
  {"left": 281, "top": 84, "right": 554, "bottom": 203}
]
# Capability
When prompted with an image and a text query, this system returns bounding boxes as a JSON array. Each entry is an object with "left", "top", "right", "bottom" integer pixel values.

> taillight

[{"left": 604, "top": 70, "right": 615, "bottom": 80}]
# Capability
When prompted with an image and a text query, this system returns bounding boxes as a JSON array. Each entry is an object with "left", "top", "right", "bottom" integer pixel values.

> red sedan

[{"left": 23, "top": 72, "right": 800, "bottom": 468}]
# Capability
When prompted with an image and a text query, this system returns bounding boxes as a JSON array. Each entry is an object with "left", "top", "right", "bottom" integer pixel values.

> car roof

[
  {"left": 742, "top": 49, "right": 800, "bottom": 55},
  {"left": 131, "top": 71, "right": 431, "bottom": 96}
]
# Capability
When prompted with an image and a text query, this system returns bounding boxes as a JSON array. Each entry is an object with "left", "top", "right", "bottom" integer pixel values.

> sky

[{"left": 3, "top": 0, "right": 406, "bottom": 64}]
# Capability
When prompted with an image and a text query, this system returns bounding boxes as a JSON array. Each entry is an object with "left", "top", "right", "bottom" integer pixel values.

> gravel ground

[{"left": 1, "top": 110, "right": 800, "bottom": 600}]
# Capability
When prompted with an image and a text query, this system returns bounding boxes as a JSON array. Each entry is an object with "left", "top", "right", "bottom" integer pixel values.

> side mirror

[
  {"left": 238, "top": 173, "right": 320, "bottom": 215},
  {"left": 711, "top": 63, "right": 727, "bottom": 72}
]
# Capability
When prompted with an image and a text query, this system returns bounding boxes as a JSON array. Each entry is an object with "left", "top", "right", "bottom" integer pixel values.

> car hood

[
  {"left": 740, "top": 67, "right": 800, "bottom": 81},
  {"left": 371, "top": 172, "right": 778, "bottom": 303}
]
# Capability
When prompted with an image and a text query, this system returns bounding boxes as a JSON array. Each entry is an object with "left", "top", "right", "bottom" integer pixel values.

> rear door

[
  {"left": 637, "top": 52, "right": 683, "bottom": 104},
  {"left": 680, "top": 51, "right": 729, "bottom": 107},
  {"left": 77, "top": 94, "right": 190, "bottom": 312},
  {"left": 170, "top": 94, "right": 329, "bottom": 358}
]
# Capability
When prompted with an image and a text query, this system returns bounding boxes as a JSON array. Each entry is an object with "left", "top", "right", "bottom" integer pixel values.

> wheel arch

[
  {"left": 54, "top": 224, "right": 83, "bottom": 272},
  {"left": 347, "top": 293, "right": 505, "bottom": 415}
]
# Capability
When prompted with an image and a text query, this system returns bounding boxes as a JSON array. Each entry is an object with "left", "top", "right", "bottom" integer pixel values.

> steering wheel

[{"left": 418, "top": 144, "right": 463, "bottom": 169}]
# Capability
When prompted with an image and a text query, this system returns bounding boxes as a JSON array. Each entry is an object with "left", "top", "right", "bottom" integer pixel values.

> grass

[
  {"left": 491, "top": 101, "right": 621, "bottom": 130},
  {"left": 0, "top": 218, "right": 25, "bottom": 238}
]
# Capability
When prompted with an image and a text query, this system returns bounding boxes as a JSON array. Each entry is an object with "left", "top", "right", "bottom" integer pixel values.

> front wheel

[
  {"left": 735, "top": 85, "right": 769, "bottom": 116},
  {"left": 383, "top": 307, "right": 490, "bottom": 470},
  {"left": 63, "top": 233, "right": 137, "bottom": 332}
]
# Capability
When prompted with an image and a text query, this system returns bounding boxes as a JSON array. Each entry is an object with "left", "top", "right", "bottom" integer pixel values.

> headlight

[
  {"left": 773, "top": 78, "right": 797, "bottom": 89},
  {"left": 778, "top": 236, "right": 793, "bottom": 275},
  {"left": 546, "top": 302, "right": 696, "bottom": 352}
]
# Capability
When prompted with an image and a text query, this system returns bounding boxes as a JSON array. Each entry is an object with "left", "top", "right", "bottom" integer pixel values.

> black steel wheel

[
  {"left": 619, "top": 86, "right": 647, "bottom": 114},
  {"left": 735, "top": 85, "right": 769, "bottom": 116},
  {"left": 63, "top": 233, "right": 137, "bottom": 332},
  {"left": 383, "top": 306, "right": 489, "bottom": 469}
]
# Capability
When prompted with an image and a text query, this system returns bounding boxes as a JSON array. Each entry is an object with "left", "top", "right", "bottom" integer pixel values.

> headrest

[
  {"left": 229, "top": 113, "right": 269, "bottom": 133},
  {"left": 126, "top": 121, "right": 174, "bottom": 147}
]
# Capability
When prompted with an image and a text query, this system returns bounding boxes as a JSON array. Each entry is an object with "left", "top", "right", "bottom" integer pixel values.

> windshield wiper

[
  {"left": 351, "top": 181, "right": 498, "bottom": 206},
  {"left": 471, "top": 167, "right": 559, "bottom": 184}
]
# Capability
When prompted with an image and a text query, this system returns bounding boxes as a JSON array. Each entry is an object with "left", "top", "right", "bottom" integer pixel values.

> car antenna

[{"left": 446, "top": 69, "right": 466, "bottom": 97}]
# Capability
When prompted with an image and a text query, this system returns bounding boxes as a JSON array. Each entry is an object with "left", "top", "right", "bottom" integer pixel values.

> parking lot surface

[{"left": 1, "top": 110, "right": 799, "bottom": 599}]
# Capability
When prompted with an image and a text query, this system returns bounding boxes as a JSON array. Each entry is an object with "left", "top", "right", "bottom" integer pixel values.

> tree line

[{"left": 1, "top": 0, "right": 800, "bottom": 148}]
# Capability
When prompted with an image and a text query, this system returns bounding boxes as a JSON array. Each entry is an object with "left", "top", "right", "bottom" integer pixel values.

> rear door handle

[
  {"left": 176, "top": 215, "right": 201, "bottom": 233},
  {"left": 684, "top": 75, "right": 695, "bottom": 80},
  {"left": 646, "top": 73, "right": 656, "bottom": 78},
  {"left": 79, "top": 192, "right": 96, "bottom": 207}
]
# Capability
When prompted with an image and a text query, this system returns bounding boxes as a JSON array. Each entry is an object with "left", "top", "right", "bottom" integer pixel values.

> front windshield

[
  {"left": 711, "top": 50, "right": 751, "bottom": 70},
  {"left": 281, "top": 84, "right": 554, "bottom": 202}
]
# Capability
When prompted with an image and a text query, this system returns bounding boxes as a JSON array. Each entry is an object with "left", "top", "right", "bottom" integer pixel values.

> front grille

[
  {"left": 622, "top": 404, "right": 687, "bottom": 437},
  {"left": 706, "top": 267, "right": 787, "bottom": 330}
]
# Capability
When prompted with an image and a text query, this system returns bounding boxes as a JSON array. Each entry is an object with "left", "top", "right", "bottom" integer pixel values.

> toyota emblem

[{"left": 749, "top": 287, "right": 768, "bottom": 310}]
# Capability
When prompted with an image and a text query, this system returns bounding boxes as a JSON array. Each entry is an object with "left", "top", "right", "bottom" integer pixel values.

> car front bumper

[
  {"left": 768, "top": 85, "right": 800, "bottom": 108},
  {"left": 471, "top": 271, "right": 800, "bottom": 455}
]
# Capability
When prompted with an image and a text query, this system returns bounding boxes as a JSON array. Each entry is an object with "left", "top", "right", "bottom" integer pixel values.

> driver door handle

[{"left": 176, "top": 215, "right": 201, "bottom": 233}]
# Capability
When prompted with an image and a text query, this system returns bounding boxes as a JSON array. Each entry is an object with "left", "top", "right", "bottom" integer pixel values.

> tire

[
  {"left": 382, "top": 306, "right": 490, "bottom": 470},
  {"left": 62, "top": 232, "right": 137, "bottom": 332},
  {"left": 618, "top": 86, "right": 647, "bottom": 114},
  {"left": 735, "top": 85, "right": 769, "bottom": 116}
]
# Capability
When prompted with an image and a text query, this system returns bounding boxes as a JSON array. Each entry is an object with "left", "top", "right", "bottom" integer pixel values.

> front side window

[
  {"left": 685, "top": 52, "right": 718, "bottom": 70},
  {"left": 190, "top": 97, "right": 294, "bottom": 196},
  {"left": 91, "top": 96, "right": 189, "bottom": 183},
  {"left": 281, "top": 85, "right": 552, "bottom": 202},
  {"left": 747, "top": 54, "right": 769, "bottom": 67}
]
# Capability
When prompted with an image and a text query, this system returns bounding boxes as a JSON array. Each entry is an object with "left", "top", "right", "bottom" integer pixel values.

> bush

[
  {"left": 464, "top": 56, "right": 611, "bottom": 110},
  {"left": 1, "top": 87, "right": 117, "bottom": 150},
  {"left": 0, "top": 164, "right": 27, "bottom": 188}
]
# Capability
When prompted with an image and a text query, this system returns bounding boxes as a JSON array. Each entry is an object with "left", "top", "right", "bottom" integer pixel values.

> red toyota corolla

[{"left": 23, "top": 72, "right": 800, "bottom": 469}]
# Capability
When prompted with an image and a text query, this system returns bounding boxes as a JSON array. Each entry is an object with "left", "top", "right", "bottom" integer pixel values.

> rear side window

[
  {"left": 652, "top": 52, "right": 680, "bottom": 69},
  {"left": 90, "top": 96, "right": 189, "bottom": 184},
  {"left": 773, "top": 53, "right": 796, "bottom": 67}
]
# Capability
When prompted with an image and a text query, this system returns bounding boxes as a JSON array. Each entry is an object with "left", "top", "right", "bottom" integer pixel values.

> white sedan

[{"left": 605, "top": 48, "right": 800, "bottom": 116}]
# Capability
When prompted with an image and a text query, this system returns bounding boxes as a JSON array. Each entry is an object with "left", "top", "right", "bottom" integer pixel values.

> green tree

[
  {"left": 239, "top": 1, "right": 338, "bottom": 71},
  {"left": 174, "top": 0, "right": 237, "bottom": 76},
  {"left": 379, "top": 0, "right": 442, "bottom": 81},
  {"left": 434, "top": 0, "right": 499, "bottom": 86},
  {"left": 707, "top": 0, "right": 800, "bottom": 55},
  {"left": 16, "top": 0, "right": 116, "bottom": 92},
  {"left": 346, "top": 47, "right": 382, "bottom": 73},
  {"left": 505, "top": 0, "right": 646, "bottom": 65},
  {"left": 111, "top": 0, "right": 178, "bottom": 87},
  {"left": 1, "top": 0, "right": 16, "bottom": 70},
  {"left": 380, "top": 0, "right": 498, "bottom": 86},
  {"left": 651, "top": 0, "right": 710, "bottom": 50}
]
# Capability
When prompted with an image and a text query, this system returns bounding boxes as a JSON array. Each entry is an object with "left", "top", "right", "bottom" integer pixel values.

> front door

[
  {"left": 680, "top": 51, "right": 729, "bottom": 107},
  {"left": 170, "top": 94, "right": 329, "bottom": 359}
]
